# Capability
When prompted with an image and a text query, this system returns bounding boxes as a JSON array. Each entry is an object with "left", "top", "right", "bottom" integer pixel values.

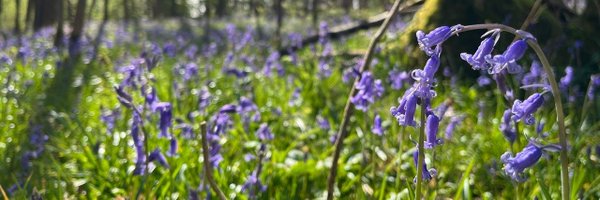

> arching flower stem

[{"left": 456, "top": 24, "right": 569, "bottom": 200}]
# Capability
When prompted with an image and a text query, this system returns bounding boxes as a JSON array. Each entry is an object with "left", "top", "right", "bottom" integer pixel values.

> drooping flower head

[
  {"left": 372, "top": 114, "right": 384, "bottom": 136},
  {"left": 412, "top": 150, "right": 437, "bottom": 182},
  {"left": 500, "top": 109, "right": 517, "bottom": 144},
  {"left": 256, "top": 123, "right": 274, "bottom": 141},
  {"left": 460, "top": 30, "right": 499, "bottom": 71},
  {"left": 501, "top": 143, "right": 542, "bottom": 182},
  {"left": 389, "top": 69, "right": 411, "bottom": 90},
  {"left": 511, "top": 93, "right": 544, "bottom": 125},
  {"left": 149, "top": 148, "right": 170, "bottom": 168},
  {"left": 560, "top": 66, "right": 574, "bottom": 90},
  {"left": 390, "top": 87, "right": 418, "bottom": 127},
  {"left": 416, "top": 25, "right": 461, "bottom": 56},
  {"left": 444, "top": 115, "right": 465, "bottom": 139},
  {"left": 486, "top": 39, "right": 528, "bottom": 74},
  {"left": 351, "top": 71, "right": 384, "bottom": 111},
  {"left": 424, "top": 114, "right": 442, "bottom": 148}
]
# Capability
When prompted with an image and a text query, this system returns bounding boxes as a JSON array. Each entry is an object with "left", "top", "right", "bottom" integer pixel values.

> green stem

[
  {"left": 457, "top": 24, "right": 570, "bottom": 200},
  {"left": 415, "top": 104, "right": 426, "bottom": 199},
  {"left": 200, "top": 122, "right": 228, "bottom": 200}
]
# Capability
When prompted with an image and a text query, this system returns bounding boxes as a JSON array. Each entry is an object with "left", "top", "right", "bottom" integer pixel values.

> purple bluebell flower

[
  {"left": 411, "top": 55, "right": 440, "bottom": 99},
  {"left": 351, "top": 71, "right": 384, "bottom": 111},
  {"left": 181, "top": 63, "right": 198, "bottom": 81},
  {"left": 460, "top": 32, "right": 498, "bottom": 70},
  {"left": 100, "top": 108, "right": 120, "bottom": 134},
  {"left": 560, "top": 66, "right": 574, "bottom": 90},
  {"left": 131, "top": 111, "right": 146, "bottom": 175},
  {"left": 477, "top": 75, "right": 492, "bottom": 86},
  {"left": 176, "top": 119, "right": 195, "bottom": 139},
  {"left": 198, "top": 88, "right": 211, "bottom": 113},
  {"left": 342, "top": 61, "right": 361, "bottom": 84},
  {"left": 372, "top": 114, "right": 384, "bottom": 136},
  {"left": 413, "top": 150, "right": 437, "bottom": 182},
  {"left": 424, "top": 114, "right": 442, "bottom": 148},
  {"left": 256, "top": 123, "right": 274, "bottom": 141},
  {"left": 317, "top": 115, "right": 331, "bottom": 130},
  {"left": 168, "top": 138, "right": 178, "bottom": 156},
  {"left": 500, "top": 109, "right": 517, "bottom": 144},
  {"left": 0, "top": 53, "right": 12, "bottom": 65},
  {"left": 263, "top": 51, "right": 282, "bottom": 77},
  {"left": 115, "top": 86, "right": 134, "bottom": 108},
  {"left": 163, "top": 42, "right": 176, "bottom": 57},
  {"left": 588, "top": 74, "right": 600, "bottom": 100},
  {"left": 416, "top": 25, "right": 460, "bottom": 56},
  {"left": 444, "top": 115, "right": 465, "bottom": 139},
  {"left": 390, "top": 88, "right": 418, "bottom": 127},
  {"left": 149, "top": 148, "right": 170, "bottom": 168},
  {"left": 522, "top": 61, "right": 543, "bottom": 86},
  {"left": 185, "top": 45, "right": 198, "bottom": 60},
  {"left": 512, "top": 93, "right": 544, "bottom": 125},
  {"left": 289, "top": 88, "right": 301, "bottom": 106},
  {"left": 219, "top": 104, "right": 238, "bottom": 113},
  {"left": 242, "top": 170, "right": 267, "bottom": 197},
  {"left": 152, "top": 102, "right": 173, "bottom": 138},
  {"left": 486, "top": 39, "right": 528, "bottom": 74},
  {"left": 389, "top": 70, "right": 410, "bottom": 90},
  {"left": 501, "top": 143, "right": 542, "bottom": 182}
]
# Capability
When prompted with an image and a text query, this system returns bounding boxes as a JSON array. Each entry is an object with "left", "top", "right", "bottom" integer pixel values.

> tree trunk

[
  {"left": 312, "top": 0, "right": 318, "bottom": 29},
  {"left": 123, "top": 0, "right": 130, "bottom": 24},
  {"left": 216, "top": 0, "right": 226, "bottom": 17},
  {"left": 33, "top": 0, "right": 59, "bottom": 31},
  {"left": 342, "top": 0, "right": 351, "bottom": 14},
  {"left": 90, "top": 0, "right": 108, "bottom": 61},
  {"left": 69, "top": 0, "right": 87, "bottom": 56},
  {"left": 203, "top": 0, "right": 210, "bottom": 41},
  {"left": 87, "top": 0, "right": 96, "bottom": 21},
  {"left": 0, "top": 0, "right": 3, "bottom": 30},
  {"left": 54, "top": 0, "right": 64, "bottom": 48},
  {"left": 24, "top": 0, "right": 34, "bottom": 32},
  {"left": 14, "top": 0, "right": 21, "bottom": 34},
  {"left": 273, "top": 0, "right": 284, "bottom": 48}
]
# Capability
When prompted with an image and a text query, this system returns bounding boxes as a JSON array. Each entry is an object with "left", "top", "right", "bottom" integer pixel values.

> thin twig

[
  {"left": 0, "top": 184, "right": 8, "bottom": 200},
  {"left": 200, "top": 122, "right": 228, "bottom": 200},
  {"left": 326, "top": 0, "right": 414, "bottom": 199}
]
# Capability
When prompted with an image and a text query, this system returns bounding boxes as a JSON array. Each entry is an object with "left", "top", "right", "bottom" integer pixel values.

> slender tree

[
  {"left": 87, "top": 0, "right": 97, "bottom": 21},
  {"left": 24, "top": 0, "right": 34, "bottom": 32},
  {"left": 54, "top": 0, "right": 64, "bottom": 48},
  {"left": 69, "top": 0, "right": 87, "bottom": 56},
  {"left": 0, "top": 0, "right": 3, "bottom": 29},
  {"left": 14, "top": 0, "right": 21, "bottom": 34},
  {"left": 33, "top": 0, "right": 59, "bottom": 31},
  {"left": 312, "top": 0, "right": 319, "bottom": 29},
  {"left": 274, "top": 0, "right": 284, "bottom": 47}
]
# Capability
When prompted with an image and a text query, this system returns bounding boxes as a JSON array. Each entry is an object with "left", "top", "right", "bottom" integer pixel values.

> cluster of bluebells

[
  {"left": 351, "top": 71, "right": 384, "bottom": 111},
  {"left": 391, "top": 24, "right": 556, "bottom": 183},
  {"left": 8, "top": 125, "right": 48, "bottom": 195}
]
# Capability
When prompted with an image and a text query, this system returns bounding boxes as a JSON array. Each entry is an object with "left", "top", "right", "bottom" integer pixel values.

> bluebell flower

[
  {"left": 149, "top": 148, "right": 170, "bottom": 168},
  {"left": 371, "top": 114, "right": 384, "bottom": 136},
  {"left": 460, "top": 32, "right": 498, "bottom": 70},
  {"left": 477, "top": 75, "right": 492, "bottom": 86},
  {"left": 501, "top": 143, "right": 542, "bottom": 182},
  {"left": 100, "top": 108, "right": 120, "bottom": 134},
  {"left": 424, "top": 114, "right": 442, "bottom": 148},
  {"left": 219, "top": 104, "right": 238, "bottom": 113},
  {"left": 444, "top": 115, "right": 465, "bottom": 139},
  {"left": 317, "top": 115, "right": 331, "bottom": 130},
  {"left": 256, "top": 123, "right": 274, "bottom": 141},
  {"left": 342, "top": 61, "right": 361, "bottom": 84},
  {"left": 198, "top": 88, "right": 211, "bottom": 113},
  {"left": 486, "top": 39, "right": 528, "bottom": 74},
  {"left": 242, "top": 170, "right": 267, "bottom": 198},
  {"left": 560, "top": 66, "right": 574, "bottom": 90},
  {"left": 511, "top": 93, "right": 544, "bottom": 125},
  {"left": 416, "top": 25, "right": 461, "bottom": 56},
  {"left": 411, "top": 55, "right": 440, "bottom": 100},
  {"left": 0, "top": 53, "right": 13, "bottom": 65},
  {"left": 131, "top": 111, "right": 146, "bottom": 175},
  {"left": 413, "top": 150, "right": 437, "bottom": 182},
  {"left": 263, "top": 51, "right": 282, "bottom": 77},
  {"left": 390, "top": 88, "right": 418, "bottom": 126},
  {"left": 115, "top": 86, "right": 134, "bottom": 108},
  {"left": 522, "top": 61, "right": 543, "bottom": 86},
  {"left": 351, "top": 71, "right": 384, "bottom": 111},
  {"left": 168, "top": 138, "right": 178, "bottom": 156},
  {"left": 152, "top": 102, "right": 173, "bottom": 138},
  {"left": 389, "top": 70, "right": 410, "bottom": 90},
  {"left": 500, "top": 109, "right": 517, "bottom": 144},
  {"left": 288, "top": 88, "right": 301, "bottom": 106},
  {"left": 588, "top": 74, "right": 600, "bottom": 100},
  {"left": 185, "top": 45, "right": 198, "bottom": 60},
  {"left": 163, "top": 42, "right": 177, "bottom": 57},
  {"left": 176, "top": 119, "right": 195, "bottom": 139},
  {"left": 182, "top": 63, "right": 198, "bottom": 81}
]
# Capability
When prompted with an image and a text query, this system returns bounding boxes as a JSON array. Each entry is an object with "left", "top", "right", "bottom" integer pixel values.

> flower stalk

[
  {"left": 457, "top": 24, "right": 569, "bottom": 200},
  {"left": 415, "top": 103, "right": 426, "bottom": 199},
  {"left": 201, "top": 122, "right": 228, "bottom": 200}
]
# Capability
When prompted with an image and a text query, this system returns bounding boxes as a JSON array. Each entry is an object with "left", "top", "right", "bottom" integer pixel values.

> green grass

[{"left": 1, "top": 20, "right": 600, "bottom": 199}]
